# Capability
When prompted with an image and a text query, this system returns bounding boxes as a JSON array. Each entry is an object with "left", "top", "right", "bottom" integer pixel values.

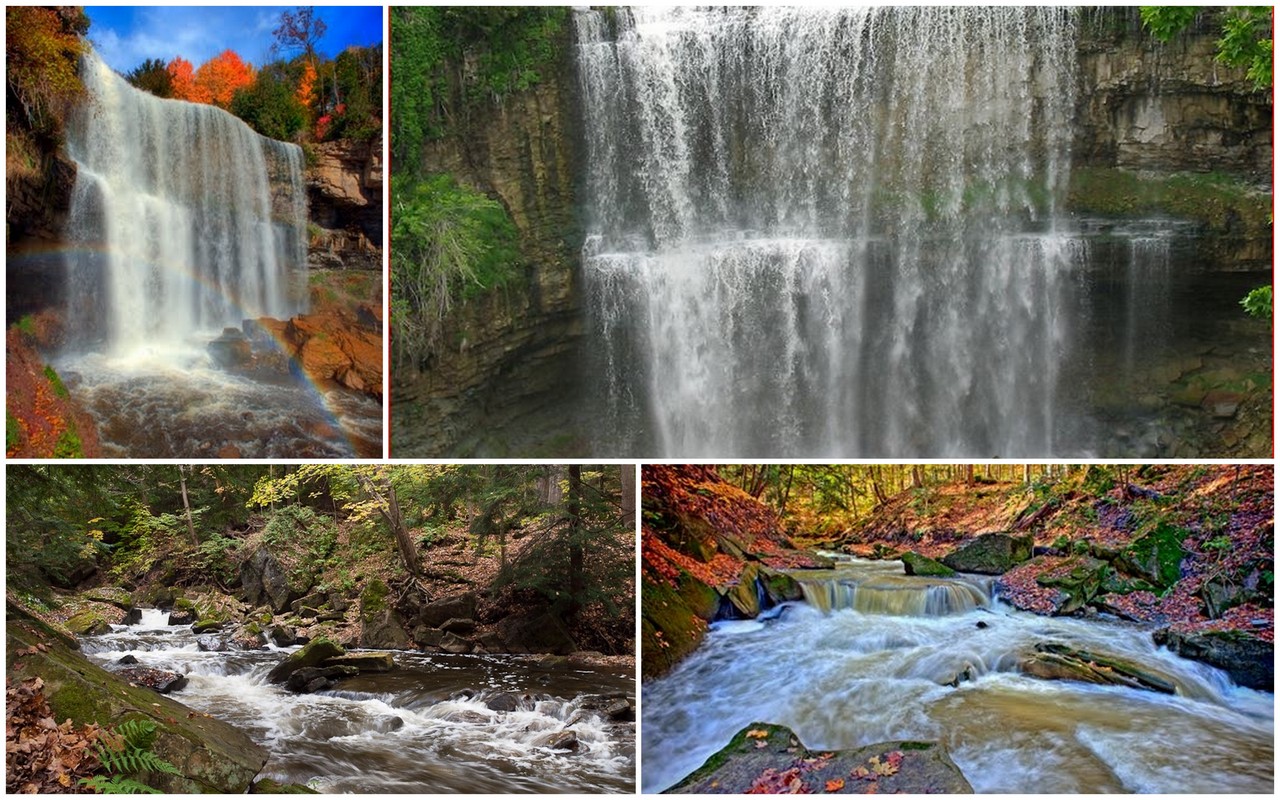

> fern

[
  {"left": 80, "top": 775, "right": 163, "bottom": 795},
  {"left": 80, "top": 719, "right": 181, "bottom": 795}
]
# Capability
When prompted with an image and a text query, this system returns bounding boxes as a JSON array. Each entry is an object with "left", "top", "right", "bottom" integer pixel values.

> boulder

[
  {"left": 485, "top": 692, "right": 521, "bottom": 712},
  {"left": 760, "top": 568, "right": 803, "bottom": 602},
  {"left": 642, "top": 572, "right": 719, "bottom": 681},
  {"left": 284, "top": 665, "right": 358, "bottom": 693},
  {"left": 291, "top": 591, "right": 328, "bottom": 614},
  {"left": 124, "top": 608, "right": 143, "bottom": 625},
  {"left": 208, "top": 327, "right": 252, "bottom": 368},
  {"left": 7, "top": 602, "right": 268, "bottom": 792},
  {"left": 413, "top": 626, "right": 444, "bottom": 649},
  {"left": 240, "top": 548, "right": 303, "bottom": 612},
  {"left": 321, "top": 652, "right": 396, "bottom": 673},
  {"left": 901, "top": 551, "right": 956, "bottom": 577},
  {"left": 117, "top": 654, "right": 139, "bottom": 665},
  {"left": 267, "top": 624, "right": 297, "bottom": 647},
  {"left": 266, "top": 636, "right": 345, "bottom": 684},
  {"left": 440, "top": 617, "right": 477, "bottom": 635},
  {"left": 117, "top": 667, "right": 189, "bottom": 695},
  {"left": 1034, "top": 557, "right": 1110, "bottom": 616},
  {"left": 495, "top": 612, "right": 576, "bottom": 655},
  {"left": 477, "top": 632, "right": 506, "bottom": 653},
  {"left": 417, "top": 593, "right": 478, "bottom": 628},
  {"left": 537, "top": 730, "right": 579, "bottom": 751},
  {"left": 668, "top": 723, "right": 972, "bottom": 793},
  {"left": 64, "top": 610, "right": 112, "bottom": 636},
  {"left": 358, "top": 578, "right": 412, "bottom": 649},
  {"left": 167, "top": 599, "right": 197, "bottom": 626},
  {"left": 1118, "top": 524, "right": 1188, "bottom": 591},
  {"left": 1153, "top": 628, "right": 1272, "bottom": 691},
  {"left": 440, "top": 632, "right": 472, "bottom": 654},
  {"left": 192, "top": 619, "right": 225, "bottom": 634},
  {"left": 941, "top": 533, "right": 1034, "bottom": 574}
]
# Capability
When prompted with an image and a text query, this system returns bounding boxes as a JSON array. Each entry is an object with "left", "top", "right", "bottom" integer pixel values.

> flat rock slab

[
  {"left": 667, "top": 722, "right": 972, "bottom": 794},
  {"left": 322, "top": 652, "right": 396, "bottom": 672}
]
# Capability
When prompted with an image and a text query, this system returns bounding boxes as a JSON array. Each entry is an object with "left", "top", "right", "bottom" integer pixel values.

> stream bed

[
  {"left": 81, "top": 614, "right": 635, "bottom": 793},
  {"left": 642, "top": 558, "right": 1273, "bottom": 793}
]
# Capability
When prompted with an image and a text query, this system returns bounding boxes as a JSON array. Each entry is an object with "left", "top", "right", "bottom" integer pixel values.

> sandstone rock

[
  {"left": 321, "top": 652, "right": 396, "bottom": 673},
  {"left": 440, "top": 617, "right": 477, "bottom": 635},
  {"left": 668, "top": 723, "right": 972, "bottom": 793}
]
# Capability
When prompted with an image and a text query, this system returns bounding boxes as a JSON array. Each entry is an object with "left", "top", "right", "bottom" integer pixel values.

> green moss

[
  {"left": 7, "top": 410, "right": 22, "bottom": 451},
  {"left": 672, "top": 722, "right": 796, "bottom": 788},
  {"left": 360, "top": 578, "right": 390, "bottom": 615},
  {"left": 1067, "top": 167, "right": 1271, "bottom": 231},
  {"left": 53, "top": 420, "right": 82, "bottom": 458},
  {"left": 14, "top": 314, "right": 37, "bottom": 338},
  {"left": 43, "top": 364, "right": 69, "bottom": 398},
  {"left": 1124, "top": 522, "right": 1188, "bottom": 590}
]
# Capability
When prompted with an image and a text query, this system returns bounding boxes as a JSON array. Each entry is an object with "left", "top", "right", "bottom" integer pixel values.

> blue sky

[{"left": 85, "top": 6, "right": 383, "bottom": 73}]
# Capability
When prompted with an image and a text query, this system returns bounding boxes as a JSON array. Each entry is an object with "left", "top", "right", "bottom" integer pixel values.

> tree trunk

[
  {"left": 619, "top": 464, "right": 636, "bottom": 524},
  {"left": 356, "top": 471, "right": 421, "bottom": 577},
  {"left": 177, "top": 466, "right": 197, "bottom": 545},
  {"left": 567, "top": 465, "right": 584, "bottom": 618}
]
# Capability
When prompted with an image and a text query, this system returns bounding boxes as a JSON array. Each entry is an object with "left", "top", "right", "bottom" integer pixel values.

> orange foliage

[
  {"left": 166, "top": 56, "right": 209, "bottom": 104},
  {"left": 296, "top": 60, "right": 317, "bottom": 110},
  {"left": 194, "top": 49, "right": 254, "bottom": 108},
  {"left": 167, "top": 51, "right": 254, "bottom": 108}
]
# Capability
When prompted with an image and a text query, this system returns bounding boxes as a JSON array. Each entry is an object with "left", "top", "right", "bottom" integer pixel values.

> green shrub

[{"left": 390, "top": 173, "right": 522, "bottom": 365}]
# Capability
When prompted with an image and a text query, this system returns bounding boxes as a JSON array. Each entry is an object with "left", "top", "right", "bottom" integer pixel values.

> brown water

[{"left": 642, "top": 558, "right": 1273, "bottom": 793}]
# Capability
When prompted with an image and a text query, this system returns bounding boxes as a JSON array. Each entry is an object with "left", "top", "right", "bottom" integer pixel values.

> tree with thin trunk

[
  {"left": 567, "top": 465, "right": 584, "bottom": 618},
  {"left": 354, "top": 469, "right": 422, "bottom": 577},
  {"left": 177, "top": 465, "right": 198, "bottom": 546}
]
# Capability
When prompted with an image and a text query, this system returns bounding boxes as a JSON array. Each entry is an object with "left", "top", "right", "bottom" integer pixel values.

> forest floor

[{"left": 809, "top": 466, "right": 1273, "bottom": 641}]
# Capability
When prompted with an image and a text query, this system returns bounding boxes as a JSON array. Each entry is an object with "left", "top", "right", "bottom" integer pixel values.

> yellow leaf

[{"left": 746, "top": 729, "right": 770, "bottom": 739}]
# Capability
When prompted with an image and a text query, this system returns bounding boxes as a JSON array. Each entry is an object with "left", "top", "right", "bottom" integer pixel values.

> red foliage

[{"left": 168, "top": 51, "right": 254, "bottom": 108}]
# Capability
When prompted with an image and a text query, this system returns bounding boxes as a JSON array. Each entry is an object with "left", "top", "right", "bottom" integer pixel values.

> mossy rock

[
  {"left": 64, "top": 609, "right": 113, "bottom": 636},
  {"left": 759, "top": 568, "right": 802, "bottom": 602},
  {"left": 1154, "top": 628, "right": 1272, "bottom": 691},
  {"left": 668, "top": 722, "right": 972, "bottom": 793},
  {"left": 941, "top": 533, "right": 1034, "bottom": 575},
  {"left": 7, "top": 601, "right": 267, "bottom": 792},
  {"left": 1121, "top": 523, "right": 1187, "bottom": 590},
  {"left": 266, "top": 636, "right": 345, "bottom": 684},
  {"left": 641, "top": 572, "right": 717, "bottom": 681},
  {"left": 901, "top": 551, "right": 956, "bottom": 577}
]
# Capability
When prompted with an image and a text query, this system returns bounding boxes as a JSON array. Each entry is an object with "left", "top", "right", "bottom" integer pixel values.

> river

[
  {"left": 641, "top": 558, "right": 1273, "bottom": 792},
  {"left": 81, "top": 611, "right": 635, "bottom": 793}
]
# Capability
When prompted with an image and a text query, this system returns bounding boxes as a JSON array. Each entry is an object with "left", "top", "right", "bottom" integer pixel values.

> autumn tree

[
  {"left": 5, "top": 6, "right": 88, "bottom": 137},
  {"left": 167, "top": 56, "right": 209, "bottom": 104},
  {"left": 194, "top": 50, "right": 254, "bottom": 108}
]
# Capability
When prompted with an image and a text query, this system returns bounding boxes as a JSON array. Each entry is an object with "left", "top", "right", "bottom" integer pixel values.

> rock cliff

[{"left": 306, "top": 133, "right": 383, "bottom": 272}]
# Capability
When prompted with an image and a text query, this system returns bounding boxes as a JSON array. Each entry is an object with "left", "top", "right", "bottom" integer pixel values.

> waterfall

[
  {"left": 797, "top": 576, "right": 991, "bottom": 616},
  {"left": 65, "top": 49, "right": 306, "bottom": 358},
  {"left": 574, "top": 7, "right": 1082, "bottom": 456}
]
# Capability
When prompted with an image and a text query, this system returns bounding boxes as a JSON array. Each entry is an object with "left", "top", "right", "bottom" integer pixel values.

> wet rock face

[
  {"left": 391, "top": 45, "right": 584, "bottom": 457},
  {"left": 941, "top": 533, "right": 1034, "bottom": 575},
  {"left": 306, "top": 133, "right": 382, "bottom": 272},
  {"left": 1075, "top": 18, "right": 1271, "bottom": 179},
  {"left": 1153, "top": 628, "right": 1273, "bottom": 691}
]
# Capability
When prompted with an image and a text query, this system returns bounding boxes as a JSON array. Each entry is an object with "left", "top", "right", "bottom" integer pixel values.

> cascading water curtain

[
  {"left": 64, "top": 49, "right": 306, "bottom": 358},
  {"left": 574, "top": 7, "right": 1082, "bottom": 457}
]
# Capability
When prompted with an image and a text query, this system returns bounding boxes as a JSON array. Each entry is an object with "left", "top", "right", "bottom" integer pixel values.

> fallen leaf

[
  {"left": 825, "top": 778, "right": 845, "bottom": 792},
  {"left": 746, "top": 729, "right": 770, "bottom": 739}
]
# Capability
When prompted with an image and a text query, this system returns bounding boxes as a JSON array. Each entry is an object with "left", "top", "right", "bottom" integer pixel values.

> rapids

[
  {"left": 81, "top": 614, "right": 634, "bottom": 793},
  {"left": 642, "top": 558, "right": 1273, "bottom": 793}
]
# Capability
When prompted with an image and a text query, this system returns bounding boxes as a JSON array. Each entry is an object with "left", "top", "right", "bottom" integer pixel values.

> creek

[
  {"left": 642, "top": 558, "right": 1273, "bottom": 793},
  {"left": 572, "top": 7, "right": 1268, "bottom": 457},
  {"left": 81, "top": 611, "right": 635, "bottom": 793},
  {"left": 58, "top": 50, "right": 379, "bottom": 457}
]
